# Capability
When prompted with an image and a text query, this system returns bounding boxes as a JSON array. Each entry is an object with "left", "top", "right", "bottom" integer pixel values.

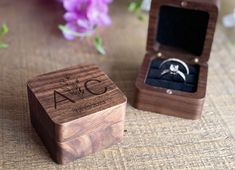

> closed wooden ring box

[
  {"left": 135, "top": 0, "right": 219, "bottom": 119},
  {"left": 27, "top": 64, "right": 127, "bottom": 164}
]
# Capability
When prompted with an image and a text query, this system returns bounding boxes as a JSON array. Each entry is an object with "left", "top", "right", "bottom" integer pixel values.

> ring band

[
  {"left": 159, "top": 58, "right": 190, "bottom": 75},
  {"left": 160, "top": 64, "right": 186, "bottom": 82}
]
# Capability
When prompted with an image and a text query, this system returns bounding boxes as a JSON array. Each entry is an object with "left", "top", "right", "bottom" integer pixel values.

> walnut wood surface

[
  {"left": 27, "top": 64, "right": 127, "bottom": 164},
  {"left": 147, "top": 0, "right": 219, "bottom": 63},
  {"left": 135, "top": 0, "right": 219, "bottom": 119}
]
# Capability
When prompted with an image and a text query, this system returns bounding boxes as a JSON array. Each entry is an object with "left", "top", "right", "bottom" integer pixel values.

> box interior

[
  {"left": 145, "top": 58, "right": 199, "bottom": 93},
  {"left": 145, "top": 5, "right": 210, "bottom": 93},
  {"left": 156, "top": 5, "right": 209, "bottom": 56}
]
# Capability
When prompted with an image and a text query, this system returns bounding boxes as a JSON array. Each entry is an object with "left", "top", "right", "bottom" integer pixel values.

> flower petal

[
  {"left": 63, "top": 0, "right": 78, "bottom": 11},
  {"left": 62, "top": 23, "right": 77, "bottom": 40},
  {"left": 64, "top": 12, "right": 77, "bottom": 22},
  {"left": 98, "top": 14, "right": 112, "bottom": 26}
]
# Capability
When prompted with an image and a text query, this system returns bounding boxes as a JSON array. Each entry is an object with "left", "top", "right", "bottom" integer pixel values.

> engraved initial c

[{"left": 84, "top": 79, "right": 107, "bottom": 95}]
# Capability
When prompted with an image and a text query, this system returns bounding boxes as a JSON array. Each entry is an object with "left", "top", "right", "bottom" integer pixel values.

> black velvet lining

[
  {"left": 145, "top": 58, "right": 199, "bottom": 92},
  {"left": 156, "top": 6, "right": 209, "bottom": 56}
]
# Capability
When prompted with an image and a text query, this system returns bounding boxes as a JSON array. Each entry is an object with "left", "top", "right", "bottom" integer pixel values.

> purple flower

[{"left": 61, "top": 0, "right": 112, "bottom": 40}]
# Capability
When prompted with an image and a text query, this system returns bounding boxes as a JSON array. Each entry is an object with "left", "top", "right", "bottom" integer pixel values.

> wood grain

[
  {"left": 135, "top": 0, "right": 219, "bottom": 119},
  {"left": 27, "top": 64, "right": 127, "bottom": 164}
]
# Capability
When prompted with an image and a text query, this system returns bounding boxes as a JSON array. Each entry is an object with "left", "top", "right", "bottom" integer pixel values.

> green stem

[{"left": 93, "top": 35, "right": 106, "bottom": 55}]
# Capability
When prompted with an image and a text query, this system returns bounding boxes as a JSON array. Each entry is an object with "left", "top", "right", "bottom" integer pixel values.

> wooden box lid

[
  {"left": 146, "top": 0, "right": 219, "bottom": 63},
  {"left": 27, "top": 64, "right": 127, "bottom": 143}
]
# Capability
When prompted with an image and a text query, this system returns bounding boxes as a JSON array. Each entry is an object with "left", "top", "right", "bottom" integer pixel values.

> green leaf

[
  {"left": 135, "top": 1, "right": 142, "bottom": 9},
  {"left": 128, "top": 1, "right": 142, "bottom": 12},
  {"left": 138, "top": 14, "right": 145, "bottom": 21},
  {"left": 128, "top": 1, "right": 145, "bottom": 22},
  {"left": 0, "top": 43, "right": 8, "bottom": 48},
  {"left": 94, "top": 36, "right": 106, "bottom": 55},
  {"left": 58, "top": 24, "right": 92, "bottom": 37},
  {"left": 0, "top": 23, "right": 8, "bottom": 37},
  {"left": 128, "top": 2, "right": 138, "bottom": 12}
]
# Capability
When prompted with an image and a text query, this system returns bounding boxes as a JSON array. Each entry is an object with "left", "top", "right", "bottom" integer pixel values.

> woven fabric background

[{"left": 1, "top": 0, "right": 235, "bottom": 169}]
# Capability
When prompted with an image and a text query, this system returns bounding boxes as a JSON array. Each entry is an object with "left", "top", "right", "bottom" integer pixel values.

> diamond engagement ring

[
  {"left": 159, "top": 58, "right": 190, "bottom": 75},
  {"left": 160, "top": 64, "right": 186, "bottom": 82}
]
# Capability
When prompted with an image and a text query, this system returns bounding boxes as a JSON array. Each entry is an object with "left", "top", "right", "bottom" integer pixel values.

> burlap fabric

[{"left": 1, "top": 0, "right": 235, "bottom": 169}]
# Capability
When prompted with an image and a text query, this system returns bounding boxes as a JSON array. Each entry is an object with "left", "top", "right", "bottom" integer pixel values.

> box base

[
  {"left": 31, "top": 113, "right": 124, "bottom": 164},
  {"left": 134, "top": 89, "right": 204, "bottom": 119}
]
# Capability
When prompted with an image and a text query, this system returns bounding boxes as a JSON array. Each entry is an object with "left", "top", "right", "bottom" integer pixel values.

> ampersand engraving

[{"left": 60, "top": 75, "right": 84, "bottom": 98}]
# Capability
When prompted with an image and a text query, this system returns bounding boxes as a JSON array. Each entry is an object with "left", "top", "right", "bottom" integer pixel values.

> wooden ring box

[
  {"left": 135, "top": 0, "right": 219, "bottom": 119},
  {"left": 27, "top": 64, "right": 127, "bottom": 164}
]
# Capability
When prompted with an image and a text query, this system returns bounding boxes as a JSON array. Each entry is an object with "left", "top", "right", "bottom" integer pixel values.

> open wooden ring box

[{"left": 135, "top": 0, "right": 220, "bottom": 119}]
